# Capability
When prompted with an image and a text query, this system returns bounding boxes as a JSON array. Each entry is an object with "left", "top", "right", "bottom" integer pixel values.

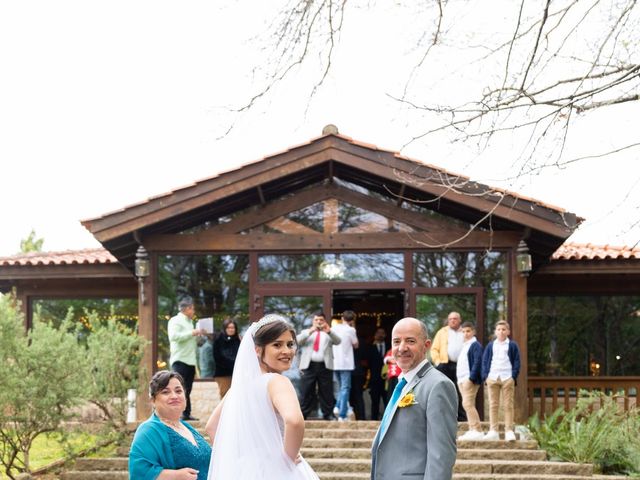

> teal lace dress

[{"left": 165, "top": 424, "right": 212, "bottom": 480}]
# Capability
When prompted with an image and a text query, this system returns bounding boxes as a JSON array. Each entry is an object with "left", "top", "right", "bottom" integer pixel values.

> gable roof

[{"left": 81, "top": 131, "right": 582, "bottom": 269}]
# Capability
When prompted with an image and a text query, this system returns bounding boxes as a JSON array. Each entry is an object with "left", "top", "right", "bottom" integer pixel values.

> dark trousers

[
  {"left": 300, "top": 361, "right": 334, "bottom": 419},
  {"left": 369, "top": 378, "right": 387, "bottom": 420},
  {"left": 436, "top": 361, "right": 467, "bottom": 421},
  {"left": 349, "top": 373, "right": 366, "bottom": 420},
  {"left": 172, "top": 361, "right": 195, "bottom": 418}
]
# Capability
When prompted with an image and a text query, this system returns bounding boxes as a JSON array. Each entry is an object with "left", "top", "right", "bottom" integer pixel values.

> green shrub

[
  {"left": 528, "top": 390, "right": 640, "bottom": 475},
  {"left": 83, "top": 310, "right": 147, "bottom": 429},
  {"left": 0, "top": 295, "right": 86, "bottom": 479}
]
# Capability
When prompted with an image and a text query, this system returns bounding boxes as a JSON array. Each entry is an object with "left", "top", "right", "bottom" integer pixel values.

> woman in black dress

[{"left": 213, "top": 318, "right": 241, "bottom": 398}]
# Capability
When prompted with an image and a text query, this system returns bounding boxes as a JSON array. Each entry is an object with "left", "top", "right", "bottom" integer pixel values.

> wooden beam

[
  {"left": 324, "top": 199, "right": 339, "bottom": 234},
  {"left": 266, "top": 218, "right": 319, "bottom": 235},
  {"left": 330, "top": 184, "right": 471, "bottom": 236},
  {"left": 535, "top": 260, "right": 640, "bottom": 275},
  {"left": 137, "top": 254, "right": 156, "bottom": 420},
  {"left": 208, "top": 183, "right": 333, "bottom": 235},
  {"left": 510, "top": 249, "right": 529, "bottom": 424},
  {"left": 257, "top": 185, "right": 266, "bottom": 205},
  {"left": 145, "top": 231, "right": 521, "bottom": 252}
]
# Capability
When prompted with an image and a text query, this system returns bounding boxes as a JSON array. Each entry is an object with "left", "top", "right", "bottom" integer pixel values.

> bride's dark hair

[{"left": 253, "top": 318, "right": 297, "bottom": 349}]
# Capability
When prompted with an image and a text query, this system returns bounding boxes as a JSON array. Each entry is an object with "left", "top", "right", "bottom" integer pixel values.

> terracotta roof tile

[
  {"left": 0, "top": 248, "right": 117, "bottom": 267},
  {"left": 553, "top": 242, "right": 640, "bottom": 261}
]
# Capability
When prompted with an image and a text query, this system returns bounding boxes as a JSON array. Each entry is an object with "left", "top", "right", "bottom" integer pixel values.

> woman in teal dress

[{"left": 129, "top": 370, "right": 212, "bottom": 480}]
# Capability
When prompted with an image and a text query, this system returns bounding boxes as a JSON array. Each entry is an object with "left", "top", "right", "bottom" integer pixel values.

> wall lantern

[
  {"left": 135, "top": 245, "right": 150, "bottom": 304},
  {"left": 516, "top": 240, "right": 532, "bottom": 277}
]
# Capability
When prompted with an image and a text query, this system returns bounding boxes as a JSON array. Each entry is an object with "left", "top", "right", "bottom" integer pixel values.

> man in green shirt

[{"left": 168, "top": 296, "right": 205, "bottom": 421}]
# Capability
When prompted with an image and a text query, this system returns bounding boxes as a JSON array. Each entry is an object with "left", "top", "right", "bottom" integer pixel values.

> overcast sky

[{"left": 1, "top": 1, "right": 638, "bottom": 257}]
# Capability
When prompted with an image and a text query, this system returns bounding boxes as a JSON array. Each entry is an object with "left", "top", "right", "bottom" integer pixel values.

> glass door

[
  {"left": 411, "top": 288, "right": 484, "bottom": 342},
  {"left": 254, "top": 287, "right": 330, "bottom": 333}
]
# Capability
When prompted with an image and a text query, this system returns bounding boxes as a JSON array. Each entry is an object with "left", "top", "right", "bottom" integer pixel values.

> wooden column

[
  {"left": 511, "top": 251, "right": 529, "bottom": 423},
  {"left": 136, "top": 254, "right": 156, "bottom": 420}
]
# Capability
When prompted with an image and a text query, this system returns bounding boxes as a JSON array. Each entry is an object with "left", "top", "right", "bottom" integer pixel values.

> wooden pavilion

[{"left": 2, "top": 128, "right": 638, "bottom": 420}]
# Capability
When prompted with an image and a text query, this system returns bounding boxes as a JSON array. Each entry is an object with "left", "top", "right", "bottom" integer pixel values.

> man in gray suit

[
  {"left": 371, "top": 317, "right": 457, "bottom": 480},
  {"left": 296, "top": 311, "right": 342, "bottom": 420}
]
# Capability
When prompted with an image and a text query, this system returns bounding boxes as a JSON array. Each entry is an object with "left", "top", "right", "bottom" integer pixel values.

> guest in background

[
  {"left": 296, "top": 311, "right": 342, "bottom": 420},
  {"left": 430, "top": 311, "right": 468, "bottom": 421},
  {"left": 366, "top": 327, "right": 388, "bottom": 420},
  {"left": 383, "top": 347, "right": 401, "bottom": 394},
  {"left": 331, "top": 309, "right": 359, "bottom": 422},
  {"left": 213, "top": 318, "right": 241, "bottom": 399},
  {"left": 349, "top": 333, "right": 367, "bottom": 420},
  {"left": 198, "top": 333, "right": 215, "bottom": 379},
  {"left": 168, "top": 296, "right": 205, "bottom": 421}
]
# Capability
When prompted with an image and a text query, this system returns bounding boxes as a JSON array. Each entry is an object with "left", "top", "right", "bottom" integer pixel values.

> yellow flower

[{"left": 398, "top": 392, "right": 418, "bottom": 408}]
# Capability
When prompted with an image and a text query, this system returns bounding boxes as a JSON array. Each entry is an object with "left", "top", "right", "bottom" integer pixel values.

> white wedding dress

[{"left": 207, "top": 316, "right": 319, "bottom": 480}]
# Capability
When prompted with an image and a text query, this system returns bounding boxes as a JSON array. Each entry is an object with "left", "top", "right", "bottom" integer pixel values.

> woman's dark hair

[
  {"left": 222, "top": 318, "right": 239, "bottom": 338},
  {"left": 149, "top": 370, "right": 185, "bottom": 399},
  {"left": 253, "top": 319, "right": 297, "bottom": 349}
]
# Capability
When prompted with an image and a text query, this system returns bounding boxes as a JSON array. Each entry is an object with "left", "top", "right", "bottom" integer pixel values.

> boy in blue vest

[
  {"left": 456, "top": 321, "right": 484, "bottom": 441},
  {"left": 481, "top": 320, "right": 521, "bottom": 441}
]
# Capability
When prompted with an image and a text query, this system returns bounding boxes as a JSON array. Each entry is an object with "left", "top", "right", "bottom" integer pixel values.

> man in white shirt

[{"left": 332, "top": 310, "right": 359, "bottom": 421}]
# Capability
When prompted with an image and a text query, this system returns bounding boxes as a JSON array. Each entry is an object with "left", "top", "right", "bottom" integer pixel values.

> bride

[{"left": 205, "top": 314, "right": 319, "bottom": 479}]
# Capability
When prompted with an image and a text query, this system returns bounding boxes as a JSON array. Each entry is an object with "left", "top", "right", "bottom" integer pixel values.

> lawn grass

[{"left": 29, "top": 431, "right": 102, "bottom": 470}]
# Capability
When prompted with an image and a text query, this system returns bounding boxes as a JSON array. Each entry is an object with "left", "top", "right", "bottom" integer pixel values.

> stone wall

[{"left": 190, "top": 381, "right": 221, "bottom": 420}]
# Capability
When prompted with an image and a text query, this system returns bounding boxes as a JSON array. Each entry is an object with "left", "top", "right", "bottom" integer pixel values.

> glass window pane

[
  {"left": 258, "top": 253, "right": 404, "bottom": 282},
  {"left": 415, "top": 294, "right": 477, "bottom": 340},
  {"left": 413, "top": 251, "right": 507, "bottom": 340},
  {"left": 263, "top": 296, "right": 324, "bottom": 333},
  {"left": 255, "top": 199, "right": 415, "bottom": 234},
  {"left": 528, "top": 295, "right": 640, "bottom": 376},
  {"left": 157, "top": 254, "right": 250, "bottom": 378}
]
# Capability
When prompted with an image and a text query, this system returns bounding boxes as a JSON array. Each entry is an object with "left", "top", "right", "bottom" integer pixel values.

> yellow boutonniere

[{"left": 398, "top": 391, "right": 418, "bottom": 408}]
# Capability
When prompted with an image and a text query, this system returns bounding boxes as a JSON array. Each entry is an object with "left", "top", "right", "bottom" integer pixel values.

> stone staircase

[{"left": 61, "top": 420, "right": 619, "bottom": 480}]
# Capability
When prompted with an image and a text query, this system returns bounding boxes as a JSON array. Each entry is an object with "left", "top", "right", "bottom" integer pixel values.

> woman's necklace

[
  {"left": 158, "top": 414, "right": 197, "bottom": 446},
  {"left": 158, "top": 415, "right": 183, "bottom": 430}
]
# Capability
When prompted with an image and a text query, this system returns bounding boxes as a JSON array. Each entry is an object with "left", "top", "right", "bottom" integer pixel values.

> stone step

[
  {"left": 458, "top": 440, "right": 539, "bottom": 450},
  {"left": 73, "top": 458, "right": 127, "bottom": 471},
  {"left": 303, "top": 448, "right": 371, "bottom": 459},
  {"left": 305, "top": 420, "right": 380, "bottom": 429},
  {"left": 458, "top": 422, "right": 513, "bottom": 433},
  {"left": 304, "top": 428, "right": 376, "bottom": 439},
  {"left": 454, "top": 459, "right": 593, "bottom": 476},
  {"left": 317, "top": 474, "right": 369, "bottom": 480},
  {"left": 453, "top": 476, "right": 596, "bottom": 480},
  {"left": 302, "top": 447, "right": 547, "bottom": 462},
  {"left": 306, "top": 458, "right": 592, "bottom": 476},
  {"left": 306, "top": 458, "right": 370, "bottom": 473},
  {"left": 62, "top": 473, "right": 128, "bottom": 480},
  {"left": 457, "top": 449, "right": 546, "bottom": 461},
  {"left": 303, "top": 437, "right": 373, "bottom": 448}
]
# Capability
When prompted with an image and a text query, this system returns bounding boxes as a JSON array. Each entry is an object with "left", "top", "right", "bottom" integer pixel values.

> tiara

[{"left": 249, "top": 314, "right": 290, "bottom": 336}]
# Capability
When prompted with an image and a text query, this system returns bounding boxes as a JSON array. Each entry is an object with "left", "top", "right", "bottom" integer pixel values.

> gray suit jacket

[
  {"left": 371, "top": 361, "right": 458, "bottom": 480},
  {"left": 296, "top": 329, "right": 342, "bottom": 370}
]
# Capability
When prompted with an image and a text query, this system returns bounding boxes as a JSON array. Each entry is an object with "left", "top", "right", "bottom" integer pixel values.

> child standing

[
  {"left": 456, "top": 322, "right": 484, "bottom": 441},
  {"left": 481, "top": 320, "right": 521, "bottom": 441}
]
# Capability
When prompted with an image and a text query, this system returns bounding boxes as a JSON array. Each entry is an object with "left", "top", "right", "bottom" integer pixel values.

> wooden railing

[{"left": 527, "top": 376, "right": 640, "bottom": 417}]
